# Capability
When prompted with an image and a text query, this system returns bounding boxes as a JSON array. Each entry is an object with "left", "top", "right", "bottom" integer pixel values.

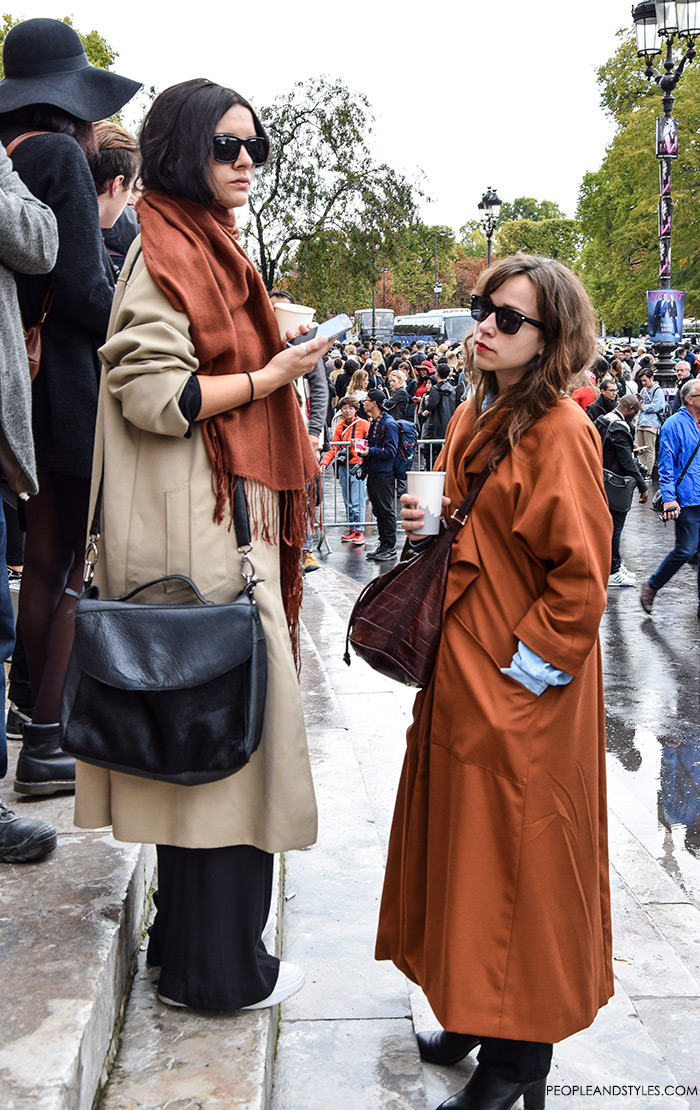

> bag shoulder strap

[
  {"left": 449, "top": 465, "right": 491, "bottom": 531},
  {"left": 677, "top": 436, "right": 700, "bottom": 485},
  {"left": 6, "top": 131, "right": 52, "bottom": 157}
]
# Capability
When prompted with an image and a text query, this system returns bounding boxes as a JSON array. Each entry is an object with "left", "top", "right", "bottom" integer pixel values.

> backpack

[{"left": 394, "top": 419, "right": 418, "bottom": 476}]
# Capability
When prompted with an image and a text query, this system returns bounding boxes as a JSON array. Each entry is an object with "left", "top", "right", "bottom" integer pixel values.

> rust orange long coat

[{"left": 375, "top": 396, "right": 615, "bottom": 1044}]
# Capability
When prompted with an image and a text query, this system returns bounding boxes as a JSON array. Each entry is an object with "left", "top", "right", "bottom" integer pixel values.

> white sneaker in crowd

[{"left": 608, "top": 567, "right": 636, "bottom": 587}]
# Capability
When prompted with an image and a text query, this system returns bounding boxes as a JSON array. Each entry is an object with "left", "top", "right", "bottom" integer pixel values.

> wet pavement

[
  {"left": 3, "top": 487, "right": 700, "bottom": 1108},
  {"left": 270, "top": 492, "right": 700, "bottom": 1110}
]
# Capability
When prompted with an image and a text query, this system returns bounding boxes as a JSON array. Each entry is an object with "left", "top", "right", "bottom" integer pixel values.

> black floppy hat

[{"left": 0, "top": 19, "right": 141, "bottom": 121}]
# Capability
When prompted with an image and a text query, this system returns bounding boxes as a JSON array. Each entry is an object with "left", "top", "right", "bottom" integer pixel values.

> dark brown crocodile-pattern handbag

[{"left": 344, "top": 466, "right": 490, "bottom": 687}]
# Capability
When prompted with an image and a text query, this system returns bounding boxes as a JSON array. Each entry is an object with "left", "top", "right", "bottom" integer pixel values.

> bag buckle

[
  {"left": 83, "top": 534, "right": 100, "bottom": 587},
  {"left": 450, "top": 511, "right": 468, "bottom": 526},
  {"left": 239, "top": 544, "right": 255, "bottom": 585}
]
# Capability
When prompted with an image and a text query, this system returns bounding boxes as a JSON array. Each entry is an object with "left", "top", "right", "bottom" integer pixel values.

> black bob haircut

[{"left": 139, "top": 78, "right": 269, "bottom": 206}]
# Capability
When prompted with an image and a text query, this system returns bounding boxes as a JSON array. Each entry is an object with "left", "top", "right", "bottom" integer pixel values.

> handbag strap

[
  {"left": 6, "top": 131, "right": 52, "bottom": 156},
  {"left": 677, "top": 436, "right": 700, "bottom": 486},
  {"left": 83, "top": 240, "right": 255, "bottom": 590},
  {"left": 446, "top": 464, "right": 491, "bottom": 535}
]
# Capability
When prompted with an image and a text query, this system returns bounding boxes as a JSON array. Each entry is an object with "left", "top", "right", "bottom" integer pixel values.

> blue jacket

[
  {"left": 657, "top": 406, "right": 700, "bottom": 506},
  {"left": 366, "top": 411, "right": 398, "bottom": 476},
  {"left": 637, "top": 382, "right": 666, "bottom": 430}
]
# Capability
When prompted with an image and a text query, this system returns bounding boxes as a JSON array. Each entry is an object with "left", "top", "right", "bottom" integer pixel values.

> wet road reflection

[{"left": 315, "top": 493, "right": 700, "bottom": 909}]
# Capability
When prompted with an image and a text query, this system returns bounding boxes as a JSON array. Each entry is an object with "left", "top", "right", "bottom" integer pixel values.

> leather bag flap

[{"left": 72, "top": 594, "right": 261, "bottom": 690}]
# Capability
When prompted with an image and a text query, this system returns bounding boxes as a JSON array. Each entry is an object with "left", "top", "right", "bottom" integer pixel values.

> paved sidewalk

[{"left": 2, "top": 497, "right": 700, "bottom": 1108}]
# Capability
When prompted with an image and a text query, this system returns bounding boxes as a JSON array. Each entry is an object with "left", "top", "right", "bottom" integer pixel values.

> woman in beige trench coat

[
  {"left": 74, "top": 79, "right": 331, "bottom": 1012},
  {"left": 376, "top": 257, "right": 614, "bottom": 1110}
]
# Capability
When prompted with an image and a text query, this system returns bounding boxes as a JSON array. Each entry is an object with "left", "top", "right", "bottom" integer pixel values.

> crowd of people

[
  {"left": 315, "top": 336, "right": 467, "bottom": 561},
  {"left": 0, "top": 17, "right": 699, "bottom": 1110},
  {"left": 568, "top": 338, "right": 700, "bottom": 609}
]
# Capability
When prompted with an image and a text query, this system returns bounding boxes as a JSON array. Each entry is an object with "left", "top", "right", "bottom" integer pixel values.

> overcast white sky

[{"left": 22, "top": 0, "right": 637, "bottom": 229}]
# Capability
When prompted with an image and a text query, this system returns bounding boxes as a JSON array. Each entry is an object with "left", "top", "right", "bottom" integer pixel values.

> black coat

[
  {"left": 1, "top": 129, "right": 115, "bottom": 479},
  {"left": 384, "top": 386, "right": 412, "bottom": 423},
  {"left": 595, "top": 411, "right": 647, "bottom": 492},
  {"left": 586, "top": 394, "right": 617, "bottom": 424},
  {"left": 424, "top": 379, "right": 456, "bottom": 439}
]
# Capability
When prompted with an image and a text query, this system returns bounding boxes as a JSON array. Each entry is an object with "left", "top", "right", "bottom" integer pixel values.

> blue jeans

[
  {"left": 338, "top": 464, "right": 365, "bottom": 531},
  {"left": 649, "top": 503, "right": 700, "bottom": 598},
  {"left": 0, "top": 507, "right": 15, "bottom": 778}
]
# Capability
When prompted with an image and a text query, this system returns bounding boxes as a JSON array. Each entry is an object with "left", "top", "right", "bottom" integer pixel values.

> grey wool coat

[{"left": 0, "top": 142, "right": 58, "bottom": 495}]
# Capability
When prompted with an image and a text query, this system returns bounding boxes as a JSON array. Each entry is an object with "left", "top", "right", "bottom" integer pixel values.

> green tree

[
  {"left": 499, "top": 197, "right": 566, "bottom": 223},
  {"left": 577, "top": 28, "right": 700, "bottom": 330},
  {"left": 458, "top": 220, "right": 488, "bottom": 259},
  {"left": 497, "top": 217, "right": 582, "bottom": 267},
  {"left": 389, "top": 223, "right": 457, "bottom": 311},
  {"left": 0, "top": 14, "right": 117, "bottom": 76},
  {"left": 242, "top": 77, "right": 420, "bottom": 293}
]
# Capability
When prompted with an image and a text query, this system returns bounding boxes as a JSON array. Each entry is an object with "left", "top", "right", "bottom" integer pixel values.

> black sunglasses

[
  {"left": 471, "top": 294, "right": 544, "bottom": 336},
  {"left": 213, "top": 133, "right": 269, "bottom": 167}
]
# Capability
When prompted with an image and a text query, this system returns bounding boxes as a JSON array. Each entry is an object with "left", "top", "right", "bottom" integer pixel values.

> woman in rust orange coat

[{"left": 376, "top": 256, "right": 614, "bottom": 1110}]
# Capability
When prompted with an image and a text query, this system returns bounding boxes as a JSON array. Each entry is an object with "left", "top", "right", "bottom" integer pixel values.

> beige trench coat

[{"left": 73, "top": 245, "right": 317, "bottom": 852}]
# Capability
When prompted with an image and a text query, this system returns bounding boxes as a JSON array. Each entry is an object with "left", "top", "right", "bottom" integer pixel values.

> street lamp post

[
  {"left": 478, "top": 187, "right": 502, "bottom": 268},
  {"left": 381, "top": 266, "right": 389, "bottom": 308},
  {"left": 433, "top": 227, "right": 453, "bottom": 309},
  {"left": 632, "top": 0, "right": 699, "bottom": 386}
]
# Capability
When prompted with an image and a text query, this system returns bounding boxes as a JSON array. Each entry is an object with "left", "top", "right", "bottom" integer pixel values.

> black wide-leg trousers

[{"left": 148, "top": 843, "right": 279, "bottom": 1011}]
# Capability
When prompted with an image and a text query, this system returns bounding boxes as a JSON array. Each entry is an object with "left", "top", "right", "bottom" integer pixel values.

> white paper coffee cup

[
  {"left": 407, "top": 471, "right": 446, "bottom": 536},
  {"left": 273, "top": 301, "right": 316, "bottom": 338}
]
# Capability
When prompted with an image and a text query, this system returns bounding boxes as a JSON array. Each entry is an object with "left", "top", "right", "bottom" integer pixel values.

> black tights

[{"left": 19, "top": 468, "right": 90, "bottom": 724}]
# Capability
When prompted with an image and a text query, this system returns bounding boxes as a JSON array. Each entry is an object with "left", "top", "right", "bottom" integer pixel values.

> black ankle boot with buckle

[{"left": 14, "top": 722, "right": 76, "bottom": 795}]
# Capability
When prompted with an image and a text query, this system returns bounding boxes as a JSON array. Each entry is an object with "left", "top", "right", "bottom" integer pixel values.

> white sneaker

[
  {"left": 157, "top": 959, "right": 304, "bottom": 1011},
  {"left": 157, "top": 992, "right": 187, "bottom": 1008},
  {"left": 241, "top": 961, "right": 305, "bottom": 1009},
  {"left": 608, "top": 568, "right": 636, "bottom": 587}
]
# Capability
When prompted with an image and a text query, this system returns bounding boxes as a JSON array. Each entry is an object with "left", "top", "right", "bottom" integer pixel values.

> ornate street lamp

[
  {"left": 478, "top": 187, "right": 502, "bottom": 267},
  {"left": 433, "top": 227, "right": 453, "bottom": 309},
  {"left": 381, "top": 266, "right": 389, "bottom": 308},
  {"left": 632, "top": 0, "right": 699, "bottom": 385}
]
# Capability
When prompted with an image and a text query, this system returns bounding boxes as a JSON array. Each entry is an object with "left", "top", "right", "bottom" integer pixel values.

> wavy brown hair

[{"left": 471, "top": 255, "right": 596, "bottom": 468}]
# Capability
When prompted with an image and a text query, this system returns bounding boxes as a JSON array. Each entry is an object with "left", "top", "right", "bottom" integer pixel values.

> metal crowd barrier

[{"left": 319, "top": 437, "right": 445, "bottom": 530}]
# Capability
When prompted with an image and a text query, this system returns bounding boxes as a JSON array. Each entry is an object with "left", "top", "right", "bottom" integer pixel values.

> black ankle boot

[
  {"left": 436, "top": 1063, "right": 547, "bottom": 1110},
  {"left": 417, "top": 1030, "right": 480, "bottom": 1065},
  {"left": 14, "top": 722, "right": 76, "bottom": 796}
]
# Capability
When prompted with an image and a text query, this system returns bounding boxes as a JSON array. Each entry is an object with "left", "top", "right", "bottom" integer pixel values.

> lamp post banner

[
  {"left": 657, "top": 116, "right": 679, "bottom": 157},
  {"left": 659, "top": 195, "right": 673, "bottom": 237},
  {"left": 660, "top": 159, "right": 672, "bottom": 195},
  {"left": 647, "top": 288, "right": 684, "bottom": 341}
]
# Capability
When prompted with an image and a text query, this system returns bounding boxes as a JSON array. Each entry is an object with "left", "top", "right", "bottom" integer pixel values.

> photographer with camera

[{"left": 322, "top": 395, "right": 369, "bottom": 546}]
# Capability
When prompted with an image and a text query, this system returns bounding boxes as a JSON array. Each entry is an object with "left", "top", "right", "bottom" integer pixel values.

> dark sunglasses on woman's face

[
  {"left": 213, "top": 133, "right": 269, "bottom": 166},
  {"left": 471, "top": 294, "right": 545, "bottom": 336}
]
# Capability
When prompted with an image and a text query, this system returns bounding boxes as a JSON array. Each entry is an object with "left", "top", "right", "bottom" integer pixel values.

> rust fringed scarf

[{"left": 138, "top": 191, "right": 319, "bottom": 660}]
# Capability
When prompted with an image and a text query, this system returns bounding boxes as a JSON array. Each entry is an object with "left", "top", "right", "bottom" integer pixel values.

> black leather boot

[
  {"left": 417, "top": 1030, "right": 480, "bottom": 1065},
  {"left": 0, "top": 796, "right": 57, "bottom": 862},
  {"left": 14, "top": 722, "right": 76, "bottom": 795},
  {"left": 436, "top": 1063, "right": 547, "bottom": 1110}
]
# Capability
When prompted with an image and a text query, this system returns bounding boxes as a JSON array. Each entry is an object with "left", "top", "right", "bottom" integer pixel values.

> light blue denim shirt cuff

[{"left": 500, "top": 641, "right": 574, "bottom": 697}]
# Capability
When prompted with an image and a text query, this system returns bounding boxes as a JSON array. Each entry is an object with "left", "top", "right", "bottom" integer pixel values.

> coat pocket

[{"left": 431, "top": 609, "right": 538, "bottom": 784}]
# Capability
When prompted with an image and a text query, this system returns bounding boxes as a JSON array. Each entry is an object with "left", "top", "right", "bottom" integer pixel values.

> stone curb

[
  {"left": 0, "top": 742, "right": 155, "bottom": 1110},
  {"left": 98, "top": 856, "right": 282, "bottom": 1109}
]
